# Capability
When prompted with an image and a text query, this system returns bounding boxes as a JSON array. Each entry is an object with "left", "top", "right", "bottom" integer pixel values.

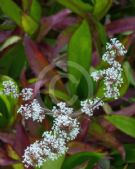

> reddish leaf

[
  {"left": 106, "top": 17, "right": 135, "bottom": 36},
  {"left": 37, "top": 9, "right": 76, "bottom": 41},
  {"left": 20, "top": 68, "right": 29, "bottom": 87},
  {"left": 39, "top": 43, "right": 56, "bottom": 63},
  {"left": 14, "top": 123, "right": 30, "bottom": 156},
  {"left": 55, "top": 25, "right": 77, "bottom": 56},
  {"left": 68, "top": 141, "right": 102, "bottom": 155},
  {"left": 0, "top": 31, "right": 11, "bottom": 44},
  {"left": 23, "top": 36, "right": 65, "bottom": 90},
  {"left": 89, "top": 121, "right": 125, "bottom": 160},
  {"left": 0, "top": 132, "right": 15, "bottom": 145},
  {"left": 0, "top": 147, "right": 18, "bottom": 166},
  {"left": 77, "top": 116, "right": 90, "bottom": 141}
]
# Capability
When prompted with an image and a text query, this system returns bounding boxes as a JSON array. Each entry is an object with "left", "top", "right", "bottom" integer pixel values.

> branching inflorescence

[{"left": 0, "top": 38, "right": 127, "bottom": 168}]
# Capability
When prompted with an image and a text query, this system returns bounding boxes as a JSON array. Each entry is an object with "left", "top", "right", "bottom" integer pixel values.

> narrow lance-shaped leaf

[
  {"left": 93, "top": 0, "right": 112, "bottom": 20},
  {"left": 57, "top": 0, "right": 93, "bottom": 17},
  {"left": 0, "top": 0, "right": 22, "bottom": 26},
  {"left": 22, "top": 14, "right": 38, "bottom": 35},
  {"left": 61, "top": 152, "right": 103, "bottom": 169},
  {"left": 30, "top": 0, "right": 42, "bottom": 23},
  {"left": 89, "top": 120, "right": 125, "bottom": 159},
  {"left": 67, "top": 20, "right": 92, "bottom": 96},
  {"left": 23, "top": 37, "right": 65, "bottom": 90},
  {"left": 105, "top": 115, "right": 135, "bottom": 138}
]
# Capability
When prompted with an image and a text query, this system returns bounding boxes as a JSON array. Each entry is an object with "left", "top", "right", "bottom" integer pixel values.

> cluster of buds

[{"left": 0, "top": 38, "right": 126, "bottom": 168}]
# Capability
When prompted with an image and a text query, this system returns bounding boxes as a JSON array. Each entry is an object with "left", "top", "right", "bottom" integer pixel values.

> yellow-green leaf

[
  {"left": 22, "top": 14, "right": 38, "bottom": 35},
  {"left": 57, "top": 0, "right": 93, "bottom": 17}
]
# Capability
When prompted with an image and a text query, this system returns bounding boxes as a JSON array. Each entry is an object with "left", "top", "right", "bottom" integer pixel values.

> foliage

[{"left": 0, "top": 0, "right": 135, "bottom": 169}]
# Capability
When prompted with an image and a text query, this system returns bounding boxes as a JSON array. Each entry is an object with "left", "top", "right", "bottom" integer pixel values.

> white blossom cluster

[
  {"left": 52, "top": 102, "right": 73, "bottom": 117},
  {"left": 52, "top": 102, "right": 79, "bottom": 141},
  {"left": 17, "top": 99, "right": 45, "bottom": 122},
  {"left": 0, "top": 80, "right": 19, "bottom": 98},
  {"left": 81, "top": 97, "right": 104, "bottom": 116},
  {"left": 23, "top": 132, "right": 67, "bottom": 168},
  {"left": 20, "top": 88, "right": 33, "bottom": 101},
  {"left": 91, "top": 38, "right": 127, "bottom": 99},
  {"left": 23, "top": 102, "right": 80, "bottom": 167}
]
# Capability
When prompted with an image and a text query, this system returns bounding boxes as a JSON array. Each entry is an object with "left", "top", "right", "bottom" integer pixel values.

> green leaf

[
  {"left": 67, "top": 20, "right": 92, "bottom": 96},
  {"left": 37, "top": 155, "right": 65, "bottom": 169},
  {"left": 123, "top": 61, "right": 135, "bottom": 87},
  {"left": 93, "top": 0, "right": 112, "bottom": 20},
  {"left": 0, "top": 0, "right": 22, "bottom": 26},
  {"left": 22, "top": 14, "right": 38, "bottom": 35},
  {"left": 0, "top": 36, "right": 21, "bottom": 52},
  {"left": 62, "top": 152, "right": 103, "bottom": 169},
  {"left": 47, "top": 89, "right": 71, "bottom": 102},
  {"left": 30, "top": 0, "right": 42, "bottom": 23},
  {"left": 0, "top": 43, "right": 26, "bottom": 79},
  {"left": 105, "top": 115, "right": 135, "bottom": 138},
  {"left": 22, "top": 0, "right": 30, "bottom": 11},
  {"left": 57, "top": 0, "right": 93, "bottom": 17},
  {"left": 112, "top": 144, "right": 135, "bottom": 166}
]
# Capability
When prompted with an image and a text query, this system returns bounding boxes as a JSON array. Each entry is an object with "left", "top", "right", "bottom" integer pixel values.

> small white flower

[
  {"left": 20, "top": 88, "right": 33, "bottom": 101},
  {"left": 23, "top": 132, "right": 67, "bottom": 168},
  {"left": 17, "top": 99, "right": 45, "bottom": 122},
  {"left": 52, "top": 115, "right": 80, "bottom": 141},
  {"left": 91, "top": 71, "right": 104, "bottom": 81},
  {"left": 81, "top": 97, "right": 104, "bottom": 116},
  {"left": 106, "top": 38, "right": 127, "bottom": 56},
  {"left": 52, "top": 102, "right": 73, "bottom": 117},
  {"left": 1, "top": 80, "right": 19, "bottom": 98},
  {"left": 102, "top": 38, "right": 127, "bottom": 65}
]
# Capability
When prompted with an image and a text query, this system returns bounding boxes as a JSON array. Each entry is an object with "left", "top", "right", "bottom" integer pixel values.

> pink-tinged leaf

[
  {"left": 106, "top": 17, "right": 135, "bottom": 36},
  {"left": 68, "top": 141, "right": 102, "bottom": 155},
  {"left": 0, "top": 31, "right": 11, "bottom": 44},
  {"left": 77, "top": 116, "right": 90, "bottom": 141},
  {"left": 55, "top": 25, "right": 78, "bottom": 55},
  {"left": 20, "top": 68, "right": 29, "bottom": 87},
  {"left": 14, "top": 123, "right": 30, "bottom": 156},
  {"left": 89, "top": 121, "right": 125, "bottom": 160},
  {"left": 39, "top": 43, "right": 56, "bottom": 63},
  {"left": 23, "top": 36, "right": 65, "bottom": 90},
  {"left": 0, "top": 147, "right": 18, "bottom": 166},
  {"left": 0, "top": 132, "right": 15, "bottom": 145},
  {"left": 23, "top": 36, "right": 49, "bottom": 75},
  {"left": 37, "top": 9, "right": 76, "bottom": 41}
]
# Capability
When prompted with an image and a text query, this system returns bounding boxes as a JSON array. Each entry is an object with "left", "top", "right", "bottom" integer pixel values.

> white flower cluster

[
  {"left": 23, "top": 102, "right": 80, "bottom": 167},
  {"left": 20, "top": 88, "right": 33, "bottom": 101},
  {"left": 81, "top": 97, "right": 104, "bottom": 116},
  {"left": 52, "top": 102, "right": 73, "bottom": 117},
  {"left": 23, "top": 132, "right": 67, "bottom": 168},
  {"left": 17, "top": 99, "right": 45, "bottom": 122},
  {"left": 52, "top": 102, "right": 79, "bottom": 141},
  {"left": 91, "top": 38, "right": 127, "bottom": 99},
  {"left": 0, "top": 80, "right": 19, "bottom": 98},
  {"left": 52, "top": 115, "right": 79, "bottom": 141}
]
